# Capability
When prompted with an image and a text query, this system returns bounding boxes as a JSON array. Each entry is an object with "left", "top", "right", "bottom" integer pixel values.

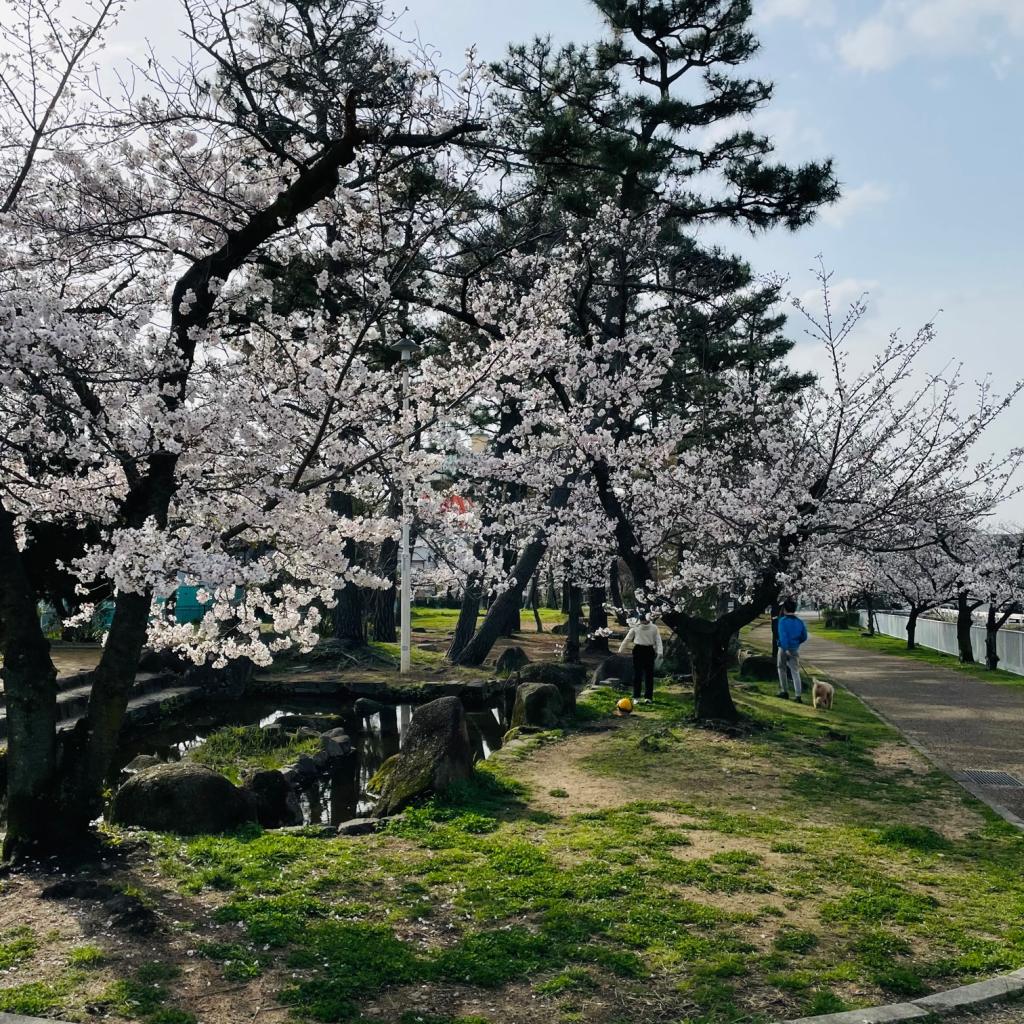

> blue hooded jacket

[{"left": 777, "top": 614, "right": 807, "bottom": 652}]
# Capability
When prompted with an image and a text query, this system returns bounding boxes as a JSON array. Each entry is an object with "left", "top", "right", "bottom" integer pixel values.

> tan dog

[{"left": 812, "top": 680, "right": 835, "bottom": 710}]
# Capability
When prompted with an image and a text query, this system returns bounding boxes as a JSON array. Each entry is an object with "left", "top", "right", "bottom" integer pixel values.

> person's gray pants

[{"left": 777, "top": 648, "right": 802, "bottom": 696}]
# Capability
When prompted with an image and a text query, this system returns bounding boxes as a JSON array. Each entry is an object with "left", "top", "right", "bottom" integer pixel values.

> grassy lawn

[
  {"left": 411, "top": 606, "right": 568, "bottom": 632},
  {"left": 806, "top": 620, "right": 1024, "bottom": 688},
  {"left": 5, "top": 676, "right": 1024, "bottom": 1024}
]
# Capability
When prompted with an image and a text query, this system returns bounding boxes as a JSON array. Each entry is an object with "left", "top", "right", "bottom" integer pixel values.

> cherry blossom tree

[
  {"left": 453, "top": 229, "right": 1022, "bottom": 719},
  {"left": 873, "top": 544, "right": 966, "bottom": 649},
  {"left": 0, "top": 0, "right": 492, "bottom": 856}
]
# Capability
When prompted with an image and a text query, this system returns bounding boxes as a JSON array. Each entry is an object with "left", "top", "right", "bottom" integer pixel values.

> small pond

[{"left": 114, "top": 694, "right": 512, "bottom": 825}]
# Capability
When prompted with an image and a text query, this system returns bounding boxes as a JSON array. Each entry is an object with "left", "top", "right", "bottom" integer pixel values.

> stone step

[{"left": 0, "top": 678, "right": 201, "bottom": 744}]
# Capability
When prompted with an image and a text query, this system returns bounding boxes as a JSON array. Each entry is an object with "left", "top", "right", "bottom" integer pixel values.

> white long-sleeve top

[{"left": 618, "top": 621, "right": 663, "bottom": 657}]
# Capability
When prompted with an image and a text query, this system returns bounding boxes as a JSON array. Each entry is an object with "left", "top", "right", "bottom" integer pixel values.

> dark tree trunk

[
  {"left": 0, "top": 502, "right": 61, "bottom": 859},
  {"left": 330, "top": 493, "right": 364, "bottom": 644},
  {"left": 608, "top": 559, "right": 627, "bottom": 626},
  {"left": 372, "top": 538, "right": 398, "bottom": 643},
  {"left": 770, "top": 601, "right": 781, "bottom": 659},
  {"left": 561, "top": 580, "right": 570, "bottom": 614},
  {"left": 906, "top": 606, "right": 920, "bottom": 650},
  {"left": 865, "top": 593, "right": 876, "bottom": 636},
  {"left": 59, "top": 589, "right": 152, "bottom": 831},
  {"left": 544, "top": 567, "right": 558, "bottom": 610},
  {"left": 585, "top": 586, "right": 609, "bottom": 653},
  {"left": 956, "top": 591, "right": 977, "bottom": 664},
  {"left": 985, "top": 603, "right": 999, "bottom": 671},
  {"left": 447, "top": 570, "right": 482, "bottom": 662},
  {"left": 683, "top": 628, "right": 738, "bottom": 723},
  {"left": 495, "top": 549, "right": 520, "bottom": 636},
  {"left": 333, "top": 585, "right": 365, "bottom": 645},
  {"left": 529, "top": 575, "right": 543, "bottom": 634},
  {"left": 455, "top": 537, "right": 548, "bottom": 666},
  {"left": 564, "top": 586, "right": 582, "bottom": 664}
]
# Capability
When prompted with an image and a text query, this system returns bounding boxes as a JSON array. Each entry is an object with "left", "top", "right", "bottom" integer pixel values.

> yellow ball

[{"left": 616, "top": 697, "right": 634, "bottom": 715}]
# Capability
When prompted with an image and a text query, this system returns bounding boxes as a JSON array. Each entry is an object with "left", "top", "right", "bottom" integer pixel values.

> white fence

[{"left": 859, "top": 610, "right": 1024, "bottom": 678}]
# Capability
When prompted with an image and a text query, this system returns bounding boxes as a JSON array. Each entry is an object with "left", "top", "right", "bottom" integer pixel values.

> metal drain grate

[{"left": 961, "top": 769, "right": 1024, "bottom": 788}]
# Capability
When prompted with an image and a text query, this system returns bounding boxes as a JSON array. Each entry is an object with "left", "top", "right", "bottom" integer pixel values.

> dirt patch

[
  {"left": 508, "top": 724, "right": 667, "bottom": 814},
  {"left": 872, "top": 740, "right": 932, "bottom": 776},
  {"left": 0, "top": 863, "right": 292, "bottom": 1024}
]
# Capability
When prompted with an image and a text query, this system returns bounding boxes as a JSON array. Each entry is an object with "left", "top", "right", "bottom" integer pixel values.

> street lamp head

[{"left": 391, "top": 337, "right": 420, "bottom": 363}]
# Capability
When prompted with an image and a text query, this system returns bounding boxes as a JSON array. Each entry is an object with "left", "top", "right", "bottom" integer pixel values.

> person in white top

[{"left": 618, "top": 616, "right": 664, "bottom": 703}]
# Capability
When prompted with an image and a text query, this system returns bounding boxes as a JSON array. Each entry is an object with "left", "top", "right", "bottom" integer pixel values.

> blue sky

[{"left": 90, "top": 0, "right": 1024, "bottom": 517}]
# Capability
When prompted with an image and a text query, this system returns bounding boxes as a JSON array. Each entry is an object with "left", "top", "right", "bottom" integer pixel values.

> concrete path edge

[
  {"left": 820, "top": 675, "right": 1024, "bottom": 835},
  {"left": 779, "top": 964, "right": 1024, "bottom": 1022}
]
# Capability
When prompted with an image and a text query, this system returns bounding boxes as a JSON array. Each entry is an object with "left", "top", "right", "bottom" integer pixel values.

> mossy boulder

[
  {"left": 591, "top": 654, "right": 634, "bottom": 690},
  {"left": 495, "top": 645, "right": 530, "bottom": 675},
  {"left": 369, "top": 696, "right": 473, "bottom": 817},
  {"left": 510, "top": 682, "right": 563, "bottom": 730},
  {"left": 738, "top": 653, "right": 778, "bottom": 681},
  {"left": 109, "top": 763, "right": 257, "bottom": 834}
]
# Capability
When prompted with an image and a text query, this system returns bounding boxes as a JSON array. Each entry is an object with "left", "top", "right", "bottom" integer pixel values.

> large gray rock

[
  {"left": 109, "top": 763, "right": 256, "bottom": 835},
  {"left": 510, "top": 682, "right": 563, "bottom": 730},
  {"left": 518, "top": 661, "right": 584, "bottom": 713},
  {"left": 244, "top": 769, "right": 303, "bottom": 828},
  {"left": 592, "top": 655, "right": 634, "bottom": 689},
  {"left": 738, "top": 653, "right": 777, "bottom": 681},
  {"left": 122, "top": 754, "right": 162, "bottom": 775},
  {"left": 495, "top": 645, "right": 530, "bottom": 675},
  {"left": 369, "top": 696, "right": 473, "bottom": 817},
  {"left": 320, "top": 728, "right": 353, "bottom": 758}
]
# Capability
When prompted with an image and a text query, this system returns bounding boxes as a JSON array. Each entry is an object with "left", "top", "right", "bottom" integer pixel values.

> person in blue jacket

[{"left": 776, "top": 599, "right": 808, "bottom": 702}]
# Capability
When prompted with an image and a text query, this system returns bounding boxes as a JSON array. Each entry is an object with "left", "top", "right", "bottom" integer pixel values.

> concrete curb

[
  {"left": 0, "top": 1015, "right": 75, "bottom": 1024},
  {"left": 779, "top": 967, "right": 1024, "bottom": 1023}
]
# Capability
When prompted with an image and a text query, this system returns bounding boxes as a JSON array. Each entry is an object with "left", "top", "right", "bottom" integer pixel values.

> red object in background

[{"left": 439, "top": 494, "right": 472, "bottom": 514}]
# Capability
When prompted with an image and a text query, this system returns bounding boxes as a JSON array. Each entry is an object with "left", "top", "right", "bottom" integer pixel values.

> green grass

[
  {"left": 367, "top": 639, "right": 447, "bottom": 668},
  {"left": 186, "top": 724, "right": 322, "bottom": 784},
  {"left": 0, "top": 980, "right": 68, "bottom": 1016},
  {"left": 412, "top": 605, "right": 572, "bottom": 632},
  {"left": 68, "top": 943, "right": 108, "bottom": 968},
  {"left": 0, "top": 927, "right": 36, "bottom": 969},
  {"left": 9, "top": 663, "right": 1014, "bottom": 1023},
  {"left": 807, "top": 620, "right": 1024, "bottom": 688}
]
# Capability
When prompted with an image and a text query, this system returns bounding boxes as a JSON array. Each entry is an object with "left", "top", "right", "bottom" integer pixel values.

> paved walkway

[{"left": 749, "top": 621, "right": 1024, "bottom": 826}]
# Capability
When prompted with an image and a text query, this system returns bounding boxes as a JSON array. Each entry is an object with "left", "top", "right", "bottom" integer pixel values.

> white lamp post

[{"left": 392, "top": 337, "right": 419, "bottom": 674}]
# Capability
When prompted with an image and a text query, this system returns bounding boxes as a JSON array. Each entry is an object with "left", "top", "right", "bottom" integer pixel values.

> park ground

[{"left": 2, "top": 613, "right": 1024, "bottom": 1024}]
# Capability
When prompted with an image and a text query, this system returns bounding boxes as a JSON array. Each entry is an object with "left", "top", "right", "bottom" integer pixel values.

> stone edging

[{"left": 779, "top": 967, "right": 1024, "bottom": 1022}]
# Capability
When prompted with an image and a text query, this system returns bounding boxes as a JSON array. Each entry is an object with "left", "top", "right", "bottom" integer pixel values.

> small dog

[{"left": 812, "top": 680, "right": 835, "bottom": 710}]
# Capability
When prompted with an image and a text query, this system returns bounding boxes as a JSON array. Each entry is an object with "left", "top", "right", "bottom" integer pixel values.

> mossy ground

[
  {"left": 4, "top": 623, "right": 1024, "bottom": 1024},
  {"left": 184, "top": 724, "right": 323, "bottom": 784}
]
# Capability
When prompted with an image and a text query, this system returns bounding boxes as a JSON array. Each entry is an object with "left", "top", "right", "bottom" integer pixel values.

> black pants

[{"left": 632, "top": 645, "right": 656, "bottom": 699}]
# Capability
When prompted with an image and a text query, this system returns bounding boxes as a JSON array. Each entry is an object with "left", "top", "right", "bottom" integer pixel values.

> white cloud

[
  {"left": 759, "top": 0, "right": 837, "bottom": 26},
  {"left": 838, "top": 0, "right": 1024, "bottom": 72},
  {"left": 818, "top": 182, "right": 892, "bottom": 228},
  {"left": 837, "top": 17, "right": 901, "bottom": 71}
]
